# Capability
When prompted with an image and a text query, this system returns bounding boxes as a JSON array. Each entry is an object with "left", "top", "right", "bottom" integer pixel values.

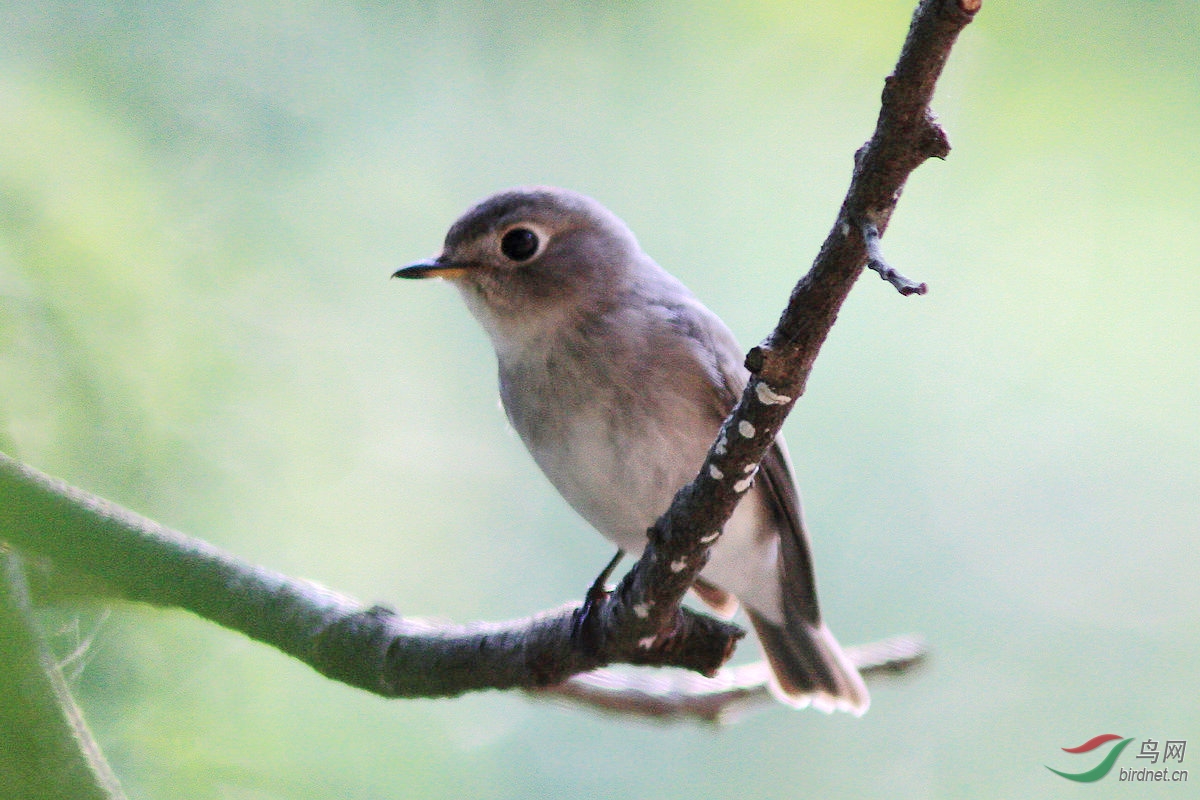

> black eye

[{"left": 500, "top": 227, "right": 539, "bottom": 262}]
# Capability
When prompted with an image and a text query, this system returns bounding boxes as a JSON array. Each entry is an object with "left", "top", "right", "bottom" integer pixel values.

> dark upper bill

[{"left": 393, "top": 258, "right": 467, "bottom": 279}]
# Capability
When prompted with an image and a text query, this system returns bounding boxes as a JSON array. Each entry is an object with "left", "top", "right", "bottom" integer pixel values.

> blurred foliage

[{"left": 2, "top": 1, "right": 1198, "bottom": 798}]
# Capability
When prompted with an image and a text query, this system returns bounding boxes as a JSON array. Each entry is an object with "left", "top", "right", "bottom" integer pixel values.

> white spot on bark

[
  {"left": 754, "top": 382, "right": 792, "bottom": 405},
  {"left": 700, "top": 531, "right": 720, "bottom": 544},
  {"left": 840, "top": 221, "right": 851, "bottom": 237},
  {"left": 738, "top": 420, "right": 756, "bottom": 438},
  {"left": 743, "top": 463, "right": 758, "bottom": 474},
  {"left": 633, "top": 602, "right": 651, "bottom": 619},
  {"left": 733, "top": 476, "right": 754, "bottom": 493},
  {"left": 714, "top": 430, "right": 728, "bottom": 456},
  {"left": 670, "top": 558, "right": 688, "bottom": 573},
  {"left": 708, "top": 464, "right": 724, "bottom": 480},
  {"left": 638, "top": 635, "right": 657, "bottom": 650}
]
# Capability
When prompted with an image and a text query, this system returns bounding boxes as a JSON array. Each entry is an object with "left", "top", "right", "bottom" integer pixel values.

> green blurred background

[{"left": 2, "top": 1, "right": 1197, "bottom": 797}]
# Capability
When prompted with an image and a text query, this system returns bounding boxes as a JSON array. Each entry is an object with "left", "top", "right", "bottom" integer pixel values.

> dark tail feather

[{"left": 748, "top": 611, "right": 870, "bottom": 716}]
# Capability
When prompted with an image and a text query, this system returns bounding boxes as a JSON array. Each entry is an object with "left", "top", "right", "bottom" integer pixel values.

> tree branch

[
  {"left": 863, "top": 222, "right": 928, "bottom": 296},
  {"left": 531, "top": 634, "right": 928, "bottom": 724},
  {"left": 0, "top": 452, "right": 741, "bottom": 696},
  {"left": 0, "top": 0, "right": 976, "bottom": 716},
  {"left": 581, "top": 0, "right": 979, "bottom": 661},
  {"left": 0, "top": 551, "right": 127, "bottom": 800}
]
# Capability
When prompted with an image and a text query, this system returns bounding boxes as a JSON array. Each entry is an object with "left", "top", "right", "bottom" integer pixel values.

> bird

[{"left": 394, "top": 186, "right": 868, "bottom": 714}]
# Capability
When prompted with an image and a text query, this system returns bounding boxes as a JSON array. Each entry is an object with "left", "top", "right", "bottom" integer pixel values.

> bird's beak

[{"left": 392, "top": 257, "right": 469, "bottom": 281}]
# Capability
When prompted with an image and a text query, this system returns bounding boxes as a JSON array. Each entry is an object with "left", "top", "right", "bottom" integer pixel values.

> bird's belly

[
  {"left": 527, "top": 408, "right": 783, "bottom": 619},
  {"left": 699, "top": 490, "right": 783, "bottom": 621},
  {"left": 529, "top": 409, "right": 705, "bottom": 553}
]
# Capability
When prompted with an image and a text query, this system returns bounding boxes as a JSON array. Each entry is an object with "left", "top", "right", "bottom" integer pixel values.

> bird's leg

[
  {"left": 573, "top": 549, "right": 625, "bottom": 656},
  {"left": 585, "top": 546, "right": 624, "bottom": 604},
  {"left": 587, "top": 548, "right": 625, "bottom": 604}
]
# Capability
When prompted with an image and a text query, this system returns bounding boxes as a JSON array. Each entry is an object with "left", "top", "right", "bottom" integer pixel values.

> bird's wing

[
  {"left": 755, "top": 437, "right": 820, "bottom": 623},
  {"left": 694, "top": 303, "right": 821, "bottom": 625},
  {"left": 654, "top": 292, "right": 821, "bottom": 624},
  {"left": 680, "top": 294, "right": 858, "bottom": 709}
]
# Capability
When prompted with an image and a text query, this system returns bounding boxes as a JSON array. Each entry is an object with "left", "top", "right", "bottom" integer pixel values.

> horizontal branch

[{"left": 0, "top": 452, "right": 740, "bottom": 697}]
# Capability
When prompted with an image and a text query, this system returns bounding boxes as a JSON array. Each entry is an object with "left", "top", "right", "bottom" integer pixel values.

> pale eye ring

[{"left": 500, "top": 227, "right": 540, "bottom": 262}]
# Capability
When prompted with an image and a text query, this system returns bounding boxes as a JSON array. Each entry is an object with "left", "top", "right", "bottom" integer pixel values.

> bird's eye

[{"left": 500, "top": 227, "right": 540, "bottom": 262}]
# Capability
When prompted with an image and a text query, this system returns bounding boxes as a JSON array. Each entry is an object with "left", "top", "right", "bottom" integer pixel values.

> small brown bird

[{"left": 396, "top": 187, "right": 867, "bottom": 713}]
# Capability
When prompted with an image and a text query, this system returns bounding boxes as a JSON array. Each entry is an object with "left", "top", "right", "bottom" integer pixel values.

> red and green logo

[{"left": 1046, "top": 734, "right": 1135, "bottom": 782}]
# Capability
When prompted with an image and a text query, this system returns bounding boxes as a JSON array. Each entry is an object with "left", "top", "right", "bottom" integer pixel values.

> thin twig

[
  {"left": 531, "top": 635, "right": 927, "bottom": 724},
  {"left": 0, "top": 551, "right": 127, "bottom": 800},
  {"left": 863, "top": 222, "right": 928, "bottom": 295}
]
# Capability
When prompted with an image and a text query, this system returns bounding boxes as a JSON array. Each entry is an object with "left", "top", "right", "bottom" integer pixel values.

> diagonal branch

[{"left": 580, "top": 0, "right": 980, "bottom": 663}]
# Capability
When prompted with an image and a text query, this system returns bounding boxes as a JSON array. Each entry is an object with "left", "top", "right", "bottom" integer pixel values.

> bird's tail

[{"left": 747, "top": 610, "right": 870, "bottom": 716}]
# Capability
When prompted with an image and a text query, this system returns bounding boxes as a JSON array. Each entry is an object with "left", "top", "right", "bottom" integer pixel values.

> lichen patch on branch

[{"left": 753, "top": 382, "right": 792, "bottom": 406}]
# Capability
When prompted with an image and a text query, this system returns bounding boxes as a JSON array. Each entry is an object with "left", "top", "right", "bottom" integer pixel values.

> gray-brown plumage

[{"left": 395, "top": 187, "right": 868, "bottom": 714}]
